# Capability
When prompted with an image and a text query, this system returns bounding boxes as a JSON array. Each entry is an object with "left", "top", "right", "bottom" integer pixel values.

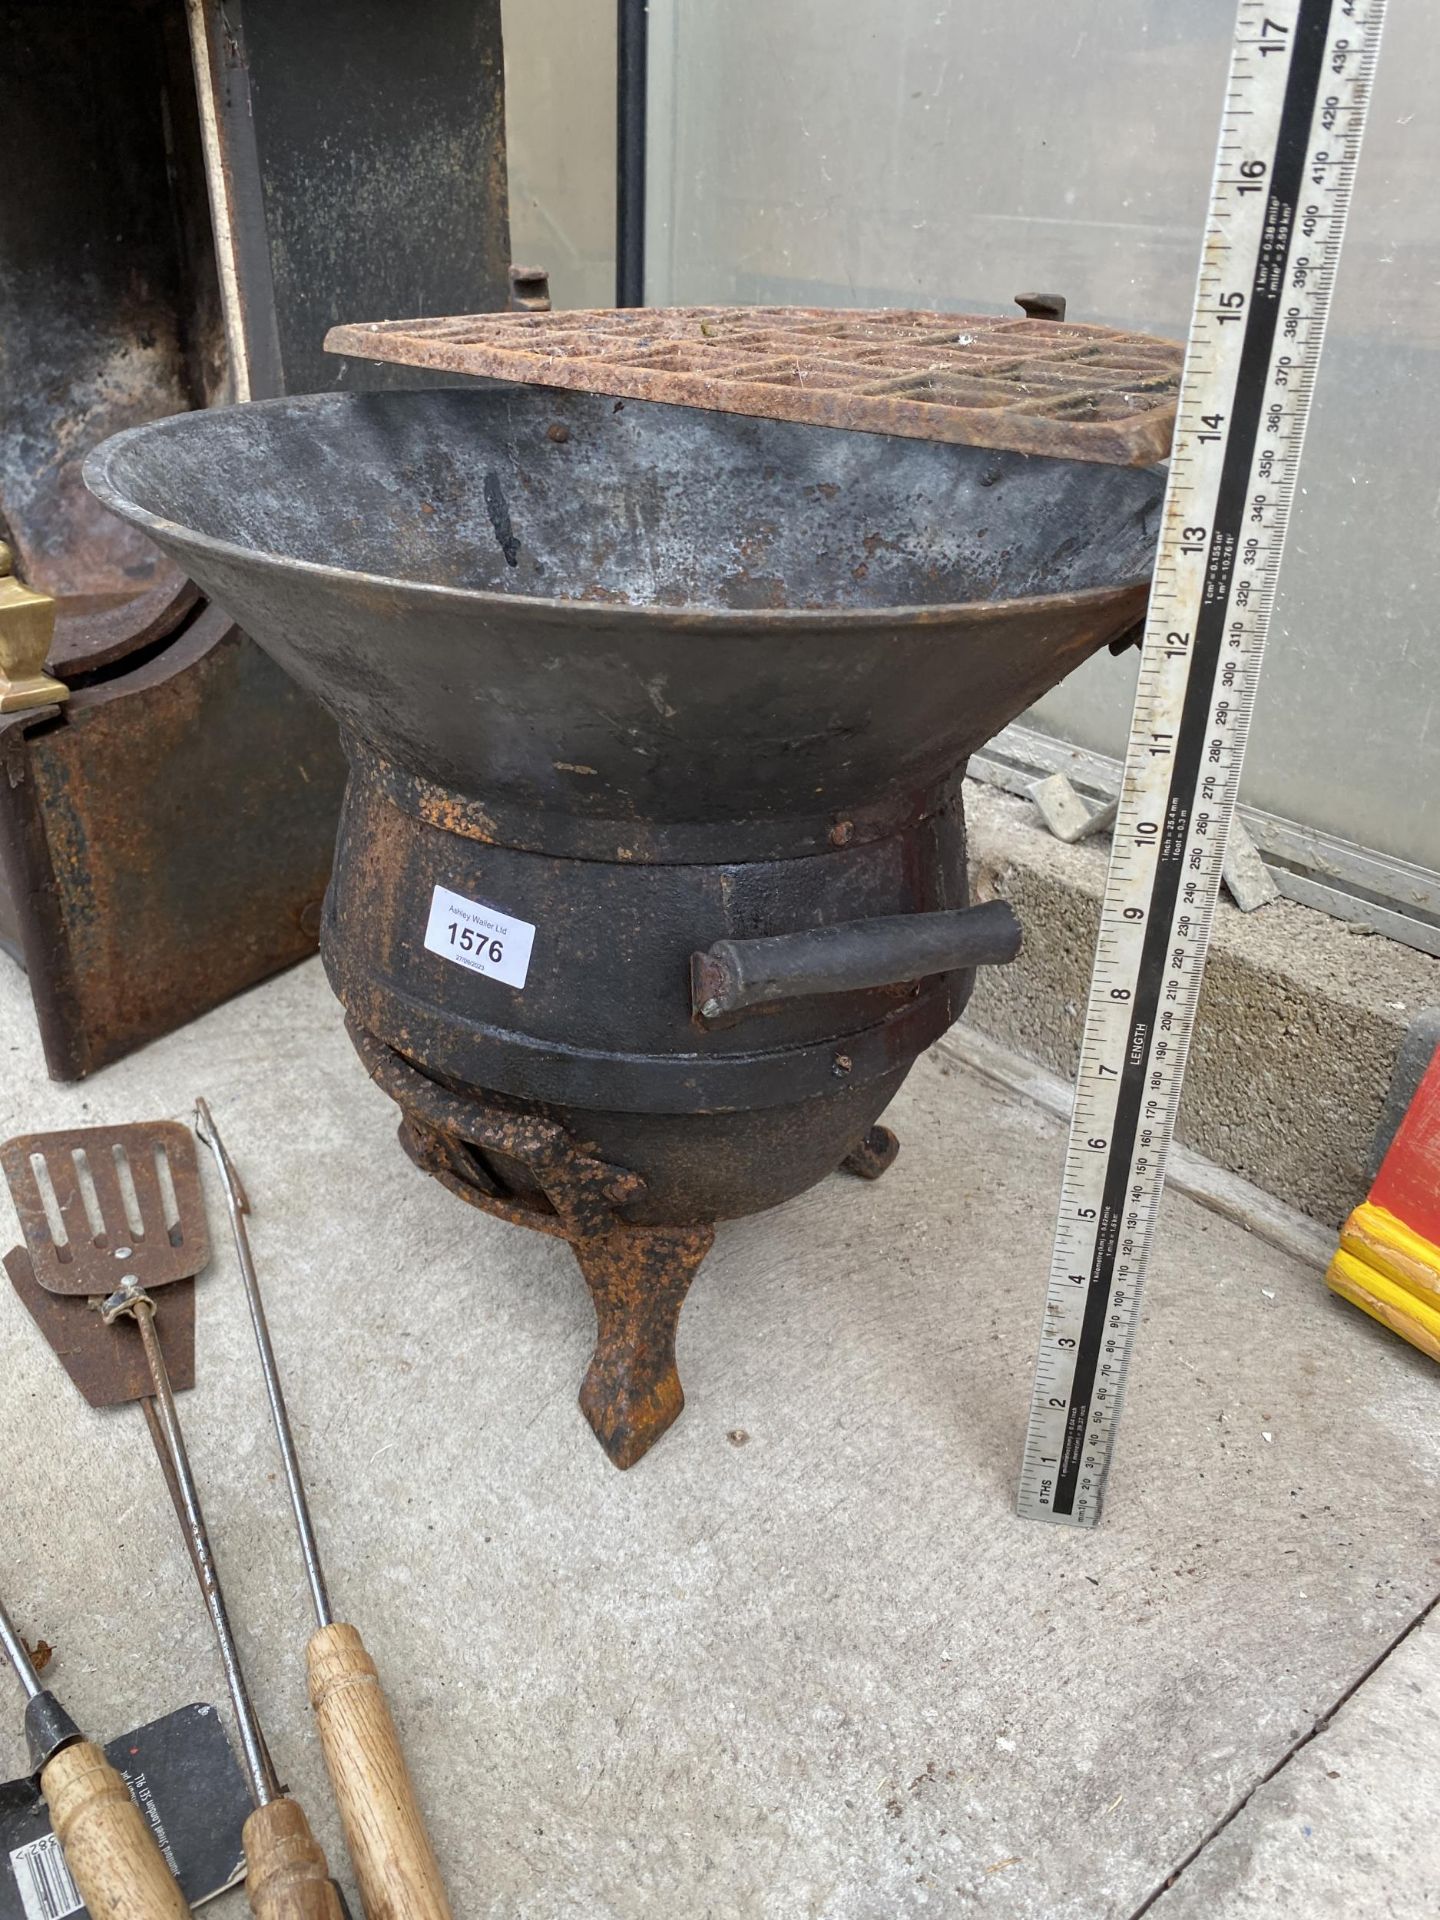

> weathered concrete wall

[{"left": 964, "top": 781, "right": 1440, "bottom": 1226}]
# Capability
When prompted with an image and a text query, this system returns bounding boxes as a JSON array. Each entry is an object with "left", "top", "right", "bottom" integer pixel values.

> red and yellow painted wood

[{"left": 1328, "top": 1045, "right": 1440, "bottom": 1363}]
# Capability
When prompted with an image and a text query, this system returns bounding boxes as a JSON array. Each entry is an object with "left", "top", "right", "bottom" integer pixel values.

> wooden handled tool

[
  {"left": 44, "top": 1741, "right": 192, "bottom": 1920},
  {"left": 195, "top": 1101, "right": 453, "bottom": 1920},
  {"left": 132, "top": 1289, "right": 351, "bottom": 1920},
  {"left": 0, "top": 1597, "right": 191, "bottom": 1920},
  {"left": 242, "top": 1799, "right": 346, "bottom": 1920},
  {"left": 2, "top": 1121, "right": 351, "bottom": 1920},
  {"left": 304, "top": 1627, "right": 447, "bottom": 1920}
]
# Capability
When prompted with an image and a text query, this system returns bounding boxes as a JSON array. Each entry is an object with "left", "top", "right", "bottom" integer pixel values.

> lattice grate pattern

[{"left": 326, "top": 306, "right": 1183, "bottom": 467}]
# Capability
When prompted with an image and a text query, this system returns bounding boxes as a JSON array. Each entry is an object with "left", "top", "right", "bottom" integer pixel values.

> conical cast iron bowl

[{"left": 87, "top": 384, "right": 1163, "bottom": 1465}]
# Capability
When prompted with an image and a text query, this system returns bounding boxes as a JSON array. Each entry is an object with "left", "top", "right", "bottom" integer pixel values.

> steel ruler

[{"left": 1017, "top": 0, "right": 1387, "bottom": 1528}]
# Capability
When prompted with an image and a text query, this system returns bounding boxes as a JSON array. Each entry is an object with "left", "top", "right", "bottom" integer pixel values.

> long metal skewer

[
  {"left": 104, "top": 1279, "right": 348, "bottom": 1919},
  {"left": 0, "top": 1592, "right": 82, "bottom": 1783},
  {"left": 194, "top": 1097, "right": 455, "bottom": 1920},
  {"left": 193, "top": 1099, "right": 331, "bottom": 1629},
  {"left": 0, "top": 1598, "right": 43, "bottom": 1700},
  {"left": 104, "top": 1279, "right": 278, "bottom": 1809}
]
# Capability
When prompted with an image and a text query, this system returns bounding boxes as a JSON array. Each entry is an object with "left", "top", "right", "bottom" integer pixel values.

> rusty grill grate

[{"left": 325, "top": 305, "right": 1183, "bottom": 467}]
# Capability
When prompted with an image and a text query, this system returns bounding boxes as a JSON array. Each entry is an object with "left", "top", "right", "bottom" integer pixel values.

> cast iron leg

[
  {"left": 841, "top": 1124, "right": 900, "bottom": 1181},
  {"left": 572, "top": 1221, "right": 715, "bottom": 1469}
]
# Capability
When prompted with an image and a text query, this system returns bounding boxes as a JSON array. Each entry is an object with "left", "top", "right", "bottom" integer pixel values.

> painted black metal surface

[
  {"left": 87, "top": 382, "right": 1161, "bottom": 1214},
  {"left": 0, "top": 1703, "right": 250, "bottom": 1916},
  {"left": 616, "top": 0, "right": 649, "bottom": 307},
  {"left": 215, "top": 0, "right": 512, "bottom": 396},
  {"left": 87, "top": 381, "right": 1161, "bottom": 1451},
  {"left": 85, "top": 386, "right": 1161, "bottom": 833},
  {"left": 691, "top": 899, "right": 1022, "bottom": 1020}
]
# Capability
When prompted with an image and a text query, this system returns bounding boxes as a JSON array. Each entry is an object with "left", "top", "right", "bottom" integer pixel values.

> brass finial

[{"left": 0, "top": 542, "right": 67, "bottom": 713}]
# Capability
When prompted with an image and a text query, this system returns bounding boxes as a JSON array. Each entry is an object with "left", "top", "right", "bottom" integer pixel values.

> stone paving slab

[{"left": 1150, "top": 1609, "right": 1440, "bottom": 1919}]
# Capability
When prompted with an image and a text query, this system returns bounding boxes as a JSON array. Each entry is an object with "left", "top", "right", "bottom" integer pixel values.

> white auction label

[
  {"left": 9, "top": 1834, "right": 81, "bottom": 1920},
  {"left": 423, "top": 884, "right": 535, "bottom": 989}
]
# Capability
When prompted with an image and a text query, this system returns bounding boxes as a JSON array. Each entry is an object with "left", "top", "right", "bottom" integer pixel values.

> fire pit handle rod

[{"left": 691, "top": 899, "right": 1022, "bottom": 1022}]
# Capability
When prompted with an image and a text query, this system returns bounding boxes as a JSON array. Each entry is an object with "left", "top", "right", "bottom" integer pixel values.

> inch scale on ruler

[{"left": 1017, "top": 0, "right": 1387, "bottom": 1529}]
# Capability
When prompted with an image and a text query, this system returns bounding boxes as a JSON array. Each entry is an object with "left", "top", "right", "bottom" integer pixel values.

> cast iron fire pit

[{"left": 87, "top": 350, "right": 1170, "bottom": 1467}]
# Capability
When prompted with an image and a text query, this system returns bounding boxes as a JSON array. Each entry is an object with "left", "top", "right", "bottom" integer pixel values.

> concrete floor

[{"left": 1, "top": 956, "right": 1436, "bottom": 1918}]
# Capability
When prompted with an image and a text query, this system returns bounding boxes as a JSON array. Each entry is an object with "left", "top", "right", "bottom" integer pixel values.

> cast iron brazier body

[{"left": 88, "top": 384, "right": 1164, "bottom": 1465}]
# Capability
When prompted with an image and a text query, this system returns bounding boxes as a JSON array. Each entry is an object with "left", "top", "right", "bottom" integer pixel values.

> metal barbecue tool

[
  {"left": 2, "top": 1122, "right": 349, "bottom": 1920},
  {"left": 0, "top": 1591, "right": 191, "bottom": 1920},
  {"left": 195, "top": 1098, "right": 453, "bottom": 1920}
]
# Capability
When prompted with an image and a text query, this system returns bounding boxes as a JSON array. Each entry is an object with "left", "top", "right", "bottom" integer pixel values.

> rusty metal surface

[
  {"left": 87, "top": 374, "right": 1170, "bottom": 1462},
  {"left": 49, "top": 578, "right": 201, "bottom": 684},
  {"left": 840, "top": 1124, "right": 900, "bottom": 1183},
  {"left": 401, "top": 1109, "right": 714, "bottom": 1468},
  {"left": 508, "top": 266, "right": 552, "bottom": 314},
  {"left": 398, "top": 1117, "right": 565, "bottom": 1239},
  {"left": 372, "top": 1046, "right": 717, "bottom": 1467},
  {"left": 2, "top": 1121, "right": 207, "bottom": 1298},
  {"left": 0, "top": 608, "right": 345, "bottom": 1081},
  {"left": 4, "top": 1248, "right": 196, "bottom": 1407},
  {"left": 3, "top": 2, "right": 511, "bottom": 1089},
  {"left": 352, "top": 1022, "right": 645, "bottom": 1239},
  {"left": 0, "top": 708, "right": 79, "bottom": 1056},
  {"left": 573, "top": 1224, "right": 715, "bottom": 1469},
  {"left": 325, "top": 306, "right": 1183, "bottom": 466},
  {"left": 365, "top": 1041, "right": 718, "bottom": 1470},
  {"left": 1, "top": 1, "right": 223, "bottom": 668},
  {"left": 360, "top": 1023, "right": 909, "bottom": 1467}
]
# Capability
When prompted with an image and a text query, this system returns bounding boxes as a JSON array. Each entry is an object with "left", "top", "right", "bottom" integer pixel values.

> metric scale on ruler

[{"left": 1017, "top": 0, "right": 1388, "bottom": 1528}]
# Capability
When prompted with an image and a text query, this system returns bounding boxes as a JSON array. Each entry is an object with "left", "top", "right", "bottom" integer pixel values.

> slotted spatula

[
  {"left": 2, "top": 1122, "right": 350, "bottom": 1920},
  {"left": 2, "top": 1122, "right": 202, "bottom": 1404},
  {"left": 1, "top": 1121, "right": 205, "bottom": 1296}
]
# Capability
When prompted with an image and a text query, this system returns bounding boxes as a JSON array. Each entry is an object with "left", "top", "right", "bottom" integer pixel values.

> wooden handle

[
  {"left": 242, "top": 1797, "right": 346, "bottom": 1920},
  {"left": 42, "top": 1739, "right": 192, "bottom": 1920},
  {"left": 306, "top": 1623, "right": 452, "bottom": 1920}
]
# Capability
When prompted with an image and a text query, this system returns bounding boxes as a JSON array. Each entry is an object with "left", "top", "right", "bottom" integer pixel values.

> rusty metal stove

[{"left": 86, "top": 304, "right": 1181, "bottom": 1467}]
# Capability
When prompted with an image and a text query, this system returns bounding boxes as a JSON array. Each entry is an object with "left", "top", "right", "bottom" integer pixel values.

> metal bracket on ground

[
  {"left": 981, "top": 722, "right": 1435, "bottom": 946},
  {"left": 1028, "top": 772, "right": 1117, "bottom": 844},
  {"left": 1029, "top": 770, "right": 1275, "bottom": 911},
  {"left": 1220, "top": 816, "right": 1280, "bottom": 913}
]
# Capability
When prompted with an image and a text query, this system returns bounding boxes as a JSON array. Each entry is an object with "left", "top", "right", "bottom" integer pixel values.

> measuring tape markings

[{"left": 1018, "top": 0, "right": 1385, "bottom": 1526}]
